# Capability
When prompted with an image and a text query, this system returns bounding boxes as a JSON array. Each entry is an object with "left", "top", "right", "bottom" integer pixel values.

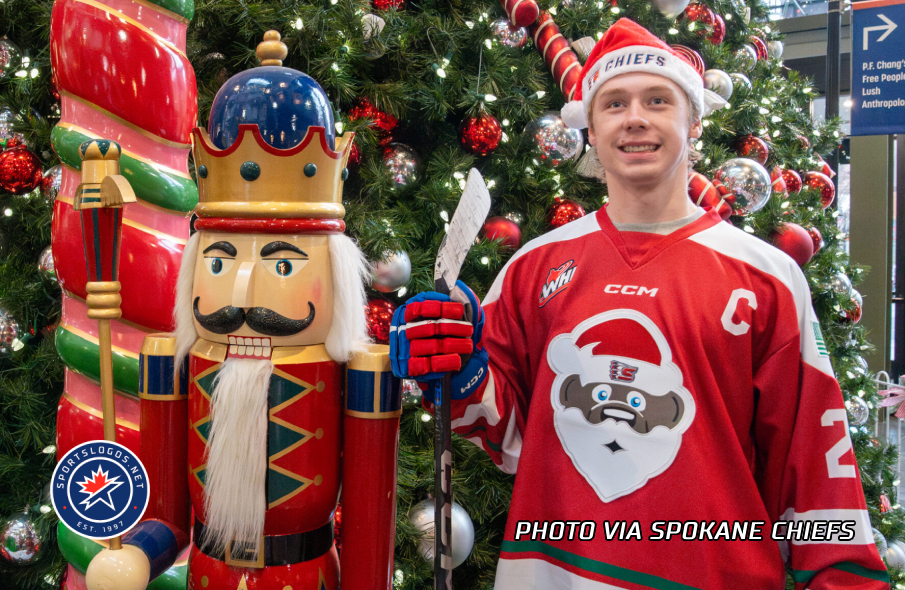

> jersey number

[{"left": 821, "top": 409, "right": 856, "bottom": 478}]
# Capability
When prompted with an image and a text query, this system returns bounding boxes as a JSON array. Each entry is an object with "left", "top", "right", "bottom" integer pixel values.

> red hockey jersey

[{"left": 450, "top": 206, "right": 888, "bottom": 589}]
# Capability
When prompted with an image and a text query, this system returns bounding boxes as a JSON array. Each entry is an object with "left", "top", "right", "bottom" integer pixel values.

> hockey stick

[{"left": 432, "top": 168, "right": 491, "bottom": 590}]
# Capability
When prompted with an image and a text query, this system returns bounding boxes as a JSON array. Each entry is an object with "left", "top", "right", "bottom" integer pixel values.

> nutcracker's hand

[
  {"left": 85, "top": 545, "right": 151, "bottom": 590},
  {"left": 390, "top": 280, "right": 489, "bottom": 404}
]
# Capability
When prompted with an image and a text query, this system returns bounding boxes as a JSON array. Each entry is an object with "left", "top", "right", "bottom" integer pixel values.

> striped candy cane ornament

[
  {"left": 529, "top": 12, "right": 583, "bottom": 100},
  {"left": 499, "top": 0, "right": 539, "bottom": 28}
]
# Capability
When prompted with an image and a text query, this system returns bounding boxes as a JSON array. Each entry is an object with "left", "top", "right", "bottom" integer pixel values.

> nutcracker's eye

[
  {"left": 204, "top": 256, "right": 235, "bottom": 276},
  {"left": 627, "top": 392, "right": 646, "bottom": 411},
  {"left": 591, "top": 384, "right": 612, "bottom": 405},
  {"left": 263, "top": 257, "right": 307, "bottom": 278}
]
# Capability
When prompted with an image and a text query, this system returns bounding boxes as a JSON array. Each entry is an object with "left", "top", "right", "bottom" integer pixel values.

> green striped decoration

[
  {"left": 145, "top": 0, "right": 194, "bottom": 20},
  {"left": 55, "top": 326, "right": 140, "bottom": 397},
  {"left": 52, "top": 125, "right": 198, "bottom": 213}
]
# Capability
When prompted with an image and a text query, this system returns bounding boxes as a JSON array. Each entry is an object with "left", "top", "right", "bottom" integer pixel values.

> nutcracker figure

[{"left": 84, "top": 31, "right": 402, "bottom": 590}]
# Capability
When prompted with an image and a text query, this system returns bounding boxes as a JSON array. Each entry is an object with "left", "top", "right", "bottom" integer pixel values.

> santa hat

[
  {"left": 561, "top": 18, "right": 728, "bottom": 129},
  {"left": 548, "top": 310, "right": 683, "bottom": 396}
]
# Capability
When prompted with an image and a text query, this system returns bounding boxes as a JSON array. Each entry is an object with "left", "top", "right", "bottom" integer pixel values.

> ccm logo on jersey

[
  {"left": 604, "top": 284, "right": 658, "bottom": 297},
  {"left": 540, "top": 260, "right": 577, "bottom": 307}
]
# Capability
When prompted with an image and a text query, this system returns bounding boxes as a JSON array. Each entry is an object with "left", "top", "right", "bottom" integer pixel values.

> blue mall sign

[{"left": 851, "top": 0, "right": 905, "bottom": 136}]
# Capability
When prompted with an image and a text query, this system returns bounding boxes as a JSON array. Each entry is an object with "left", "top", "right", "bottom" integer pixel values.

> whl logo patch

[
  {"left": 540, "top": 260, "right": 577, "bottom": 307},
  {"left": 51, "top": 440, "right": 149, "bottom": 540}
]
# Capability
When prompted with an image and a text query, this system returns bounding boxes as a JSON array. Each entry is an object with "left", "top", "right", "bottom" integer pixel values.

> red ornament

[
  {"left": 807, "top": 227, "right": 824, "bottom": 254},
  {"left": 749, "top": 36, "right": 768, "bottom": 61},
  {"left": 499, "top": 0, "right": 540, "bottom": 27},
  {"left": 687, "top": 172, "right": 732, "bottom": 220},
  {"left": 841, "top": 293, "right": 863, "bottom": 324},
  {"left": 708, "top": 15, "right": 726, "bottom": 44},
  {"left": 736, "top": 135, "right": 769, "bottom": 165},
  {"left": 770, "top": 222, "right": 814, "bottom": 266},
  {"left": 682, "top": 3, "right": 715, "bottom": 35},
  {"left": 880, "top": 494, "right": 891, "bottom": 514},
  {"left": 372, "top": 0, "right": 404, "bottom": 9},
  {"left": 781, "top": 169, "right": 802, "bottom": 193},
  {"left": 797, "top": 135, "right": 810, "bottom": 149},
  {"left": 459, "top": 113, "right": 502, "bottom": 156},
  {"left": 4, "top": 136, "right": 24, "bottom": 149},
  {"left": 483, "top": 216, "right": 521, "bottom": 250},
  {"left": 334, "top": 502, "right": 343, "bottom": 553},
  {"left": 0, "top": 147, "right": 42, "bottom": 195},
  {"left": 349, "top": 98, "right": 398, "bottom": 142},
  {"left": 547, "top": 199, "right": 586, "bottom": 228},
  {"left": 803, "top": 171, "right": 835, "bottom": 208},
  {"left": 670, "top": 45, "right": 705, "bottom": 76},
  {"left": 770, "top": 165, "right": 787, "bottom": 195},
  {"left": 347, "top": 141, "right": 362, "bottom": 171},
  {"left": 366, "top": 298, "right": 396, "bottom": 344}
]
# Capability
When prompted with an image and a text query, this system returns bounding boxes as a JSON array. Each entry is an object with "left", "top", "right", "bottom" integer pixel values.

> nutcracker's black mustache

[{"left": 193, "top": 297, "right": 316, "bottom": 336}]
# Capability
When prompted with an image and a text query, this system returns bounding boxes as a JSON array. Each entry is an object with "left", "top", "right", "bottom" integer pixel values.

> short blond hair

[{"left": 583, "top": 90, "right": 702, "bottom": 184}]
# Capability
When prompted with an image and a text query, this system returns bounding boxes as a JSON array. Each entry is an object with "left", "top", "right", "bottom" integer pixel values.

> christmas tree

[{"left": 0, "top": 0, "right": 902, "bottom": 588}]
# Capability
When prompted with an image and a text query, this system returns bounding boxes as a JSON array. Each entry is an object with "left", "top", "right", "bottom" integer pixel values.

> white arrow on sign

[{"left": 864, "top": 14, "right": 898, "bottom": 51}]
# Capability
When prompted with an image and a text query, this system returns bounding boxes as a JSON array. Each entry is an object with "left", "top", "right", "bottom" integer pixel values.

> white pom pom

[{"left": 560, "top": 100, "right": 588, "bottom": 129}]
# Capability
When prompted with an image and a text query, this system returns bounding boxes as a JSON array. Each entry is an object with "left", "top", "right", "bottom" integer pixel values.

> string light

[
  {"left": 481, "top": 256, "right": 490, "bottom": 265},
  {"left": 668, "top": 28, "right": 679, "bottom": 35},
  {"left": 294, "top": 18, "right": 304, "bottom": 30},
  {"left": 485, "top": 94, "right": 498, "bottom": 102}
]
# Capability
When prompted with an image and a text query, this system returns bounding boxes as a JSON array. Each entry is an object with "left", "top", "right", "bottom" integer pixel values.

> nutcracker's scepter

[
  {"left": 432, "top": 169, "right": 491, "bottom": 589},
  {"left": 74, "top": 140, "right": 137, "bottom": 550}
]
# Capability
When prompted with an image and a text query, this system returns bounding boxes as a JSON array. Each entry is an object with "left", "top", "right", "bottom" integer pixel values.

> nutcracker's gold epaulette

[{"left": 345, "top": 344, "right": 400, "bottom": 419}]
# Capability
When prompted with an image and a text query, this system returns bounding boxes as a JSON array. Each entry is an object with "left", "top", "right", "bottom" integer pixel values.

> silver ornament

[
  {"left": 490, "top": 19, "right": 528, "bottom": 49},
  {"left": 0, "top": 107, "right": 24, "bottom": 146},
  {"left": 729, "top": 73, "right": 752, "bottom": 91},
  {"left": 38, "top": 245, "right": 55, "bottom": 282},
  {"left": 874, "top": 528, "right": 888, "bottom": 556},
  {"left": 402, "top": 379, "right": 423, "bottom": 406},
  {"left": 0, "top": 311, "right": 22, "bottom": 356},
  {"left": 735, "top": 45, "right": 758, "bottom": 72},
  {"left": 887, "top": 542, "right": 905, "bottom": 569},
  {"left": 40, "top": 164, "right": 62, "bottom": 203},
  {"left": 408, "top": 499, "right": 475, "bottom": 569},
  {"left": 703, "top": 69, "right": 733, "bottom": 101},
  {"left": 767, "top": 40, "right": 783, "bottom": 60},
  {"left": 830, "top": 272, "right": 853, "bottom": 297},
  {"left": 856, "top": 355, "right": 869, "bottom": 374},
  {"left": 371, "top": 250, "right": 411, "bottom": 293},
  {"left": 651, "top": 0, "right": 691, "bottom": 19},
  {"left": 0, "top": 511, "right": 43, "bottom": 565},
  {"left": 845, "top": 396, "right": 869, "bottom": 427},
  {"left": 0, "top": 40, "right": 21, "bottom": 81},
  {"left": 523, "top": 112, "right": 584, "bottom": 168},
  {"left": 714, "top": 158, "right": 772, "bottom": 215},
  {"left": 383, "top": 143, "right": 420, "bottom": 189}
]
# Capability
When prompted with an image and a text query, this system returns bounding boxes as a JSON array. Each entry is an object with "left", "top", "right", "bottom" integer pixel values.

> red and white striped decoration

[
  {"left": 499, "top": 0, "right": 539, "bottom": 28},
  {"left": 688, "top": 171, "right": 733, "bottom": 220},
  {"left": 529, "top": 12, "right": 582, "bottom": 100},
  {"left": 770, "top": 165, "right": 788, "bottom": 195}
]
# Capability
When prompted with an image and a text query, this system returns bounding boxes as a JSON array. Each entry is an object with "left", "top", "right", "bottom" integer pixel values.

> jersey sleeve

[
  {"left": 444, "top": 261, "right": 532, "bottom": 474},
  {"left": 752, "top": 267, "right": 889, "bottom": 589}
]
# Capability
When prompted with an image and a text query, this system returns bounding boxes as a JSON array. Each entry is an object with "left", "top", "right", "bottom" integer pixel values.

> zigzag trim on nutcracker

[
  {"left": 193, "top": 125, "right": 349, "bottom": 160},
  {"left": 267, "top": 464, "right": 315, "bottom": 509},
  {"left": 61, "top": 91, "right": 191, "bottom": 149}
]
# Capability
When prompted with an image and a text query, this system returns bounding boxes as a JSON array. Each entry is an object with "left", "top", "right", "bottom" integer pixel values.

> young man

[{"left": 390, "top": 18, "right": 889, "bottom": 589}]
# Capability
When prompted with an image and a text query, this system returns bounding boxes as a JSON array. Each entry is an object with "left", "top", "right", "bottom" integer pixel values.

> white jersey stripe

[
  {"left": 688, "top": 222, "right": 835, "bottom": 377},
  {"left": 495, "top": 557, "right": 629, "bottom": 590}
]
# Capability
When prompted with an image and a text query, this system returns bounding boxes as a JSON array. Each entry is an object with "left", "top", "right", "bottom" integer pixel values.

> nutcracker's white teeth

[{"left": 226, "top": 336, "right": 273, "bottom": 359}]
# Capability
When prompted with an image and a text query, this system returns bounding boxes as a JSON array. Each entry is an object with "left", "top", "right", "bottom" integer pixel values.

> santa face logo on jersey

[{"left": 547, "top": 309, "right": 696, "bottom": 502}]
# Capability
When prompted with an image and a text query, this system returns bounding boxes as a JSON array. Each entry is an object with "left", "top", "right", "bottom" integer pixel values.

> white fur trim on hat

[{"left": 562, "top": 45, "right": 704, "bottom": 130}]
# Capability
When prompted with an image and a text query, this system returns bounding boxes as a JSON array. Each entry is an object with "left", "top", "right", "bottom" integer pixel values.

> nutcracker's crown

[
  {"left": 192, "top": 126, "right": 353, "bottom": 221},
  {"left": 192, "top": 31, "right": 352, "bottom": 229}
]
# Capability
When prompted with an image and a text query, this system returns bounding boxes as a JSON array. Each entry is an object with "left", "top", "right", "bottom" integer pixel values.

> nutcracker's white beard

[
  {"left": 201, "top": 357, "right": 273, "bottom": 554},
  {"left": 554, "top": 407, "right": 683, "bottom": 503}
]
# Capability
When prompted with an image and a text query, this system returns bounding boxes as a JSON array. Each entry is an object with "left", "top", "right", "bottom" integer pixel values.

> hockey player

[{"left": 389, "top": 18, "right": 890, "bottom": 589}]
